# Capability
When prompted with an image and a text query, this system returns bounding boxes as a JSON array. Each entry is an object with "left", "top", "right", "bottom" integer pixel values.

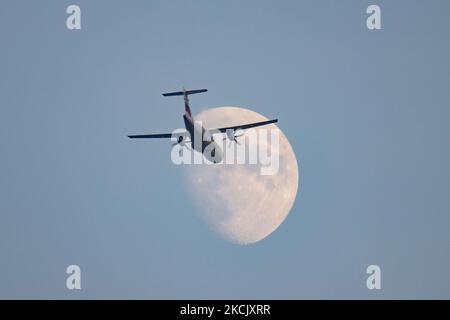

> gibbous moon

[{"left": 184, "top": 107, "right": 299, "bottom": 244}]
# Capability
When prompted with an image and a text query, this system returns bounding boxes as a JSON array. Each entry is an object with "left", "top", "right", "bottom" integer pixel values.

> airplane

[{"left": 128, "top": 88, "right": 278, "bottom": 164}]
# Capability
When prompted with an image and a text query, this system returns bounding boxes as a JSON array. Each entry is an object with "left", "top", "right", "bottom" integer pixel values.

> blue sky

[{"left": 0, "top": 0, "right": 449, "bottom": 298}]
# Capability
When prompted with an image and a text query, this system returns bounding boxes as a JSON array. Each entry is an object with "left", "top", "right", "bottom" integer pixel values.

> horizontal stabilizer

[{"left": 162, "top": 89, "right": 207, "bottom": 97}]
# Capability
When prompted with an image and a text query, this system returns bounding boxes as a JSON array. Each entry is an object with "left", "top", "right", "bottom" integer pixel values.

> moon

[{"left": 183, "top": 106, "right": 299, "bottom": 244}]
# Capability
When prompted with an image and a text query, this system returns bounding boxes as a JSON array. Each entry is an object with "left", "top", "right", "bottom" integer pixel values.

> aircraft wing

[
  {"left": 209, "top": 119, "right": 278, "bottom": 133},
  {"left": 128, "top": 133, "right": 173, "bottom": 139}
]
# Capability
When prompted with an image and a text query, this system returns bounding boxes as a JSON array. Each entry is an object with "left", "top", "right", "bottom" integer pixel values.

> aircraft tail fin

[{"left": 162, "top": 88, "right": 207, "bottom": 116}]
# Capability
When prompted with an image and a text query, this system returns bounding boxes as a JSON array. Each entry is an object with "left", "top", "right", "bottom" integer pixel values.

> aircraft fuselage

[{"left": 183, "top": 113, "right": 222, "bottom": 164}]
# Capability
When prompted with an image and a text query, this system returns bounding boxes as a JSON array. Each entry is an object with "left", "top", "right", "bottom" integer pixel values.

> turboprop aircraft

[{"left": 128, "top": 88, "right": 278, "bottom": 163}]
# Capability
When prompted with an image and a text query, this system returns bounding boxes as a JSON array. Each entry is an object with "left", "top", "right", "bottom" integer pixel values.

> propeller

[
  {"left": 172, "top": 134, "right": 191, "bottom": 147},
  {"left": 224, "top": 130, "right": 244, "bottom": 147},
  {"left": 172, "top": 134, "right": 191, "bottom": 156}
]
